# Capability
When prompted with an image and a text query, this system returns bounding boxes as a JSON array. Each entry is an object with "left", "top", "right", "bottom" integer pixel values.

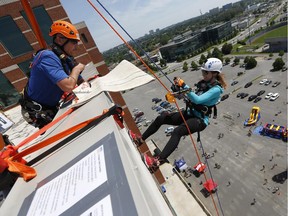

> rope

[
  {"left": 86, "top": 1, "right": 224, "bottom": 215},
  {"left": 198, "top": 138, "right": 225, "bottom": 216}
]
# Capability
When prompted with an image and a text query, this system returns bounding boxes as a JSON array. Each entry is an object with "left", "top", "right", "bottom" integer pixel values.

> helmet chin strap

[{"left": 52, "top": 37, "right": 70, "bottom": 56}]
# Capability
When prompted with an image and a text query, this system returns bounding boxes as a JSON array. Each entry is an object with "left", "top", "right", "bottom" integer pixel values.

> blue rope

[{"left": 95, "top": 0, "right": 174, "bottom": 85}]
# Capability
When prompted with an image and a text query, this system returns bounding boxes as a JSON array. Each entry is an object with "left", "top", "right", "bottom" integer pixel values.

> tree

[
  {"left": 272, "top": 58, "right": 285, "bottom": 71},
  {"left": 221, "top": 43, "right": 233, "bottom": 55},
  {"left": 160, "top": 59, "right": 167, "bottom": 67},
  {"left": 182, "top": 61, "right": 188, "bottom": 72},
  {"left": 269, "top": 53, "right": 273, "bottom": 58},
  {"left": 206, "top": 51, "right": 212, "bottom": 59},
  {"left": 225, "top": 57, "right": 230, "bottom": 65},
  {"left": 279, "top": 50, "right": 284, "bottom": 57},
  {"left": 191, "top": 61, "right": 199, "bottom": 71},
  {"left": 234, "top": 57, "right": 240, "bottom": 65},
  {"left": 199, "top": 54, "right": 206, "bottom": 65},
  {"left": 245, "top": 57, "right": 257, "bottom": 69},
  {"left": 212, "top": 47, "right": 223, "bottom": 61},
  {"left": 159, "top": 34, "right": 170, "bottom": 45},
  {"left": 244, "top": 56, "right": 250, "bottom": 64}
]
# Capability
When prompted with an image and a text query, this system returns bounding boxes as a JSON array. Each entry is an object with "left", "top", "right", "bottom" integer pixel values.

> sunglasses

[{"left": 69, "top": 39, "right": 78, "bottom": 45}]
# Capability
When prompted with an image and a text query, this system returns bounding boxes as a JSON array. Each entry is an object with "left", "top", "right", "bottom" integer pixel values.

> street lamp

[{"left": 248, "top": 14, "right": 251, "bottom": 45}]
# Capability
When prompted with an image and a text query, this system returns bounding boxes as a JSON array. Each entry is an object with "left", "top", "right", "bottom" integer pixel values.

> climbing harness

[
  {"left": 19, "top": 44, "right": 81, "bottom": 128},
  {"left": 19, "top": 85, "right": 58, "bottom": 129}
]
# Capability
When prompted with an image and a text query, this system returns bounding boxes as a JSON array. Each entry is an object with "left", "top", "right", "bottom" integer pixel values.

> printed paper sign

[
  {"left": 27, "top": 145, "right": 107, "bottom": 216},
  {"left": 80, "top": 195, "right": 113, "bottom": 216}
]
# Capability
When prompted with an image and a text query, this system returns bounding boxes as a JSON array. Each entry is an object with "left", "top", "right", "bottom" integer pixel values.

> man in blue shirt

[
  {"left": 20, "top": 20, "right": 85, "bottom": 128},
  {"left": 140, "top": 58, "right": 227, "bottom": 170}
]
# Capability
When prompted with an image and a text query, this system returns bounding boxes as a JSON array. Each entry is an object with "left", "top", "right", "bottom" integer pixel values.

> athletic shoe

[
  {"left": 142, "top": 153, "right": 160, "bottom": 169},
  {"left": 128, "top": 130, "right": 144, "bottom": 146}
]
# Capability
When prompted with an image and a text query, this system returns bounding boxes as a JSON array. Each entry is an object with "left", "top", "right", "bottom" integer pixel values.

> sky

[{"left": 60, "top": 0, "right": 241, "bottom": 52}]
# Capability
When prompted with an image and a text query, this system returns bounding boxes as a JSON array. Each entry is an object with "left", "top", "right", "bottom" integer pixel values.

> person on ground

[
  {"left": 20, "top": 20, "right": 86, "bottom": 128},
  {"left": 139, "top": 58, "right": 227, "bottom": 170}
]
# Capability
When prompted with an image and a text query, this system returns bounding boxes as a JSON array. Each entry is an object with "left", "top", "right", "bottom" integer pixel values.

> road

[{"left": 122, "top": 53, "right": 287, "bottom": 216}]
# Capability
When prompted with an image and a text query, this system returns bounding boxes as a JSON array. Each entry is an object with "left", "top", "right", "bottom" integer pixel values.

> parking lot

[{"left": 122, "top": 54, "right": 287, "bottom": 216}]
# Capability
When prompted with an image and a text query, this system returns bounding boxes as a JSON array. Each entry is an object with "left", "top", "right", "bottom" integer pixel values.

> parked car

[
  {"left": 270, "top": 93, "right": 279, "bottom": 101},
  {"left": 135, "top": 116, "right": 146, "bottom": 124},
  {"left": 231, "top": 81, "right": 238, "bottom": 86},
  {"left": 167, "top": 106, "right": 177, "bottom": 112},
  {"left": 240, "top": 63, "right": 246, "bottom": 68},
  {"left": 254, "top": 97, "right": 262, "bottom": 103},
  {"left": 152, "top": 98, "right": 162, "bottom": 103},
  {"left": 160, "top": 101, "right": 170, "bottom": 108},
  {"left": 156, "top": 106, "right": 163, "bottom": 112},
  {"left": 248, "top": 95, "right": 257, "bottom": 101},
  {"left": 264, "top": 80, "right": 272, "bottom": 86},
  {"left": 132, "top": 108, "right": 139, "bottom": 112},
  {"left": 240, "top": 93, "right": 249, "bottom": 99},
  {"left": 244, "top": 82, "right": 252, "bottom": 88},
  {"left": 151, "top": 104, "right": 159, "bottom": 110},
  {"left": 282, "top": 66, "right": 287, "bottom": 71},
  {"left": 257, "top": 90, "right": 265, "bottom": 96},
  {"left": 162, "top": 103, "right": 171, "bottom": 109},
  {"left": 237, "top": 72, "right": 244, "bottom": 76},
  {"left": 158, "top": 109, "right": 168, "bottom": 114},
  {"left": 265, "top": 92, "right": 274, "bottom": 99},
  {"left": 144, "top": 120, "right": 152, "bottom": 126},
  {"left": 134, "top": 111, "right": 144, "bottom": 118},
  {"left": 237, "top": 92, "right": 244, "bottom": 98},
  {"left": 259, "top": 79, "right": 268, "bottom": 85},
  {"left": 221, "top": 94, "right": 229, "bottom": 101},
  {"left": 272, "top": 81, "right": 281, "bottom": 87},
  {"left": 165, "top": 126, "right": 174, "bottom": 136}
]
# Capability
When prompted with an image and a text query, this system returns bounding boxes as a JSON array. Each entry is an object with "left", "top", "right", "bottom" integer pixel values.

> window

[
  {"left": 18, "top": 59, "right": 33, "bottom": 77},
  {"left": 0, "top": 16, "right": 33, "bottom": 57},
  {"left": 21, "top": 6, "right": 53, "bottom": 45},
  {"left": 81, "top": 33, "right": 88, "bottom": 43},
  {"left": 0, "top": 71, "right": 21, "bottom": 108}
]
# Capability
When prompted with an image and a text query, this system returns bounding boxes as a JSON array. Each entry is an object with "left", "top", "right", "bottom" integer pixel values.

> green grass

[
  {"left": 231, "top": 25, "right": 287, "bottom": 54},
  {"left": 252, "top": 25, "right": 287, "bottom": 44}
]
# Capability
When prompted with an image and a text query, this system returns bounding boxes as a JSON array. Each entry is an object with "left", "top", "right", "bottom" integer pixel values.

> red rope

[{"left": 86, "top": 1, "right": 221, "bottom": 215}]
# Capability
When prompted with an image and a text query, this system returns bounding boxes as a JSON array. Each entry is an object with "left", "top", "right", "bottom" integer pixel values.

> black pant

[{"left": 142, "top": 111, "right": 207, "bottom": 160}]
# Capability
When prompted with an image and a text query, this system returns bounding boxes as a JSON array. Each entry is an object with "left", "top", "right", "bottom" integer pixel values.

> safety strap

[{"left": 4, "top": 105, "right": 122, "bottom": 181}]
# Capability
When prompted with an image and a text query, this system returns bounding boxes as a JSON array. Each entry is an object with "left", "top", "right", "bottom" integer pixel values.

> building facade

[
  {"left": 160, "top": 34, "right": 204, "bottom": 61},
  {"left": 201, "top": 21, "right": 233, "bottom": 43},
  {"left": 159, "top": 21, "right": 232, "bottom": 62}
]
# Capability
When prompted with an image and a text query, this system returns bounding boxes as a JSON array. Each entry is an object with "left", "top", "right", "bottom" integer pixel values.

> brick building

[{"left": 0, "top": 0, "right": 140, "bottom": 137}]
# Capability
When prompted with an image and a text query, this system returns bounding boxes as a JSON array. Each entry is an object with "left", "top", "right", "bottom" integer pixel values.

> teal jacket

[{"left": 183, "top": 83, "right": 223, "bottom": 125}]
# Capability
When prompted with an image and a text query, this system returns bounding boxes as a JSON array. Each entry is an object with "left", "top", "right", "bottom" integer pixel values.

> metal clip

[{"left": 31, "top": 101, "right": 42, "bottom": 112}]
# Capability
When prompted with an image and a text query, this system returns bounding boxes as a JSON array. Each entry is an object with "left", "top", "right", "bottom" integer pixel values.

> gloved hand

[{"left": 173, "top": 77, "right": 185, "bottom": 87}]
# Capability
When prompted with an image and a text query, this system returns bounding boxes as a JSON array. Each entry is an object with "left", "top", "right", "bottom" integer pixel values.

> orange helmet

[{"left": 49, "top": 20, "right": 80, "bottom": 41}]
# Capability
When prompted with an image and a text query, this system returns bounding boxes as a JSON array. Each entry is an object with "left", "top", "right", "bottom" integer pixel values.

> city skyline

[{"left": 60, "top": 0, "right": 241, "bottom": 52}]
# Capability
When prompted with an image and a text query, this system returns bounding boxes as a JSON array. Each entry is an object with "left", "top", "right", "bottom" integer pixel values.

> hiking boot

[
  {"left": 128, "top": 130, "right": 144, "bottom": 146},
  {"left": 142, "top": 153, "right": 160, "bottom": 171}
]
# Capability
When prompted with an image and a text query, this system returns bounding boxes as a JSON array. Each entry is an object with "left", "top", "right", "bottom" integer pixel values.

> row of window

[
  {"left": 0, "top": 6, "right": 53, "bottom": 58},
  {"left": 0, "top": 6, "right": 52, "bottom": 108}
]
